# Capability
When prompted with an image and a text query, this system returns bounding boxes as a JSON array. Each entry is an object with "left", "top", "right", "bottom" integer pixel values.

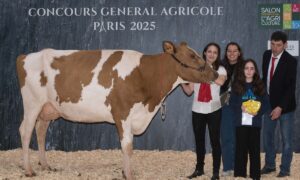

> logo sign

[
  {"left": 259, "top": 4, "right": 300, "bottom": 29},
  {"left": 268, "top": 40, "right": 299, "bottom": 56}
]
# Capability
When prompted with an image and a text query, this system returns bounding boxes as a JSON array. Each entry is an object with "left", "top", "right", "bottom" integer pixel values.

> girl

[
  {"left": 182, "top": 42, "right": 227, "bottom": 180},
  {"left": 230, "top": 59, "right": 267, "bottom": 180}
]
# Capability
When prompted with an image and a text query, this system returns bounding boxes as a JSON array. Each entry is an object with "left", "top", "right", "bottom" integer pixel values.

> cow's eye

[{"left": 190, "top": 54, "right": 195, "bottom": 59}]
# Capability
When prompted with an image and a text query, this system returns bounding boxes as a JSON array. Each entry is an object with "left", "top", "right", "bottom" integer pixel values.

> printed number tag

[{"left": 242, "top": 112, "right": 253, "bottom": 125}]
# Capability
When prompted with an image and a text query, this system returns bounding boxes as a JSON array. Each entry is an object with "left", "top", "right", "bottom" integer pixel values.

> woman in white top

[{"left": 182, "top": 42, "right": 227, "bottom": 180}]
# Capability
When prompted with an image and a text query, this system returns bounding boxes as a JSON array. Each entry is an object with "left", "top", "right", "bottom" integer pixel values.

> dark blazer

[{"left": 262, "top": 50, "right": 297, "bottom": 114}]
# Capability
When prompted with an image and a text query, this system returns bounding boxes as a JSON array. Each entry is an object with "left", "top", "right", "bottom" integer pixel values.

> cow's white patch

[
  {"left": 56, "top": 83, "right": 114, "bottom": 123},
  {"left": 125, "top": 102, "right": 158, "bottom": 135},
  {"left": 121, "top": 120, "right": 133, "bottom": 147},
  {"left": 171, "top": 77, "right": 185, "bottom": 90},
  {"left": 113, "top": 50, "right": 142, "bottom": 79}
]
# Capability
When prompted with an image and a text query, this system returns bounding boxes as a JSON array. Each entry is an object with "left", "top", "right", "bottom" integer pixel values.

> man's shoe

[
  {"left": 221, "top": 170, "right": 233, "bottom": 177},
  {"left": 276, "top": 171, "right": 290, "bottom": 178},
  {"left": 187, "top": 169, "right": 204, "bottom": 179},
  {"left": 261, "top": 166, "right": 276, "bottom": 174}
]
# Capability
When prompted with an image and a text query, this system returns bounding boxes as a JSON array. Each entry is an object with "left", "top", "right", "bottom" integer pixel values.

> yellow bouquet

[{"left": 242, "top": 100, "right": 261, "bottom": 114}]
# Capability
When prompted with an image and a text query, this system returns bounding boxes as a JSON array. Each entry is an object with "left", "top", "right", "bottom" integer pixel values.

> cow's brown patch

[
  {"left": 40, "top": 71, "right": 47, "bottom": 86},
  {"left": 104, "top": 54, "right": 178, "bottom": 139},
  {"left": 16, "top": 55, "right": 27, "bottom": 88},
  {"left": 98, "top": 51, "right": 123, "bottom": 88},
  {"left": 51, "top": 50, "right": 101, "bottom": 104}
]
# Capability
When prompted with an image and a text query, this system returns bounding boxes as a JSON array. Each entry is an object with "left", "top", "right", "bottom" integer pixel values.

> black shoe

[
  {"left": 261, "top": 166, "right": 276, "bottom": 174},
  {"left": 187, "top": 169, "right": 204, "bottom": 179},
  {"left": 211, "top": 174, "right": 220, "bottom": 180},
  {"left": 276, "top": 171, "right": 290, "bottom": 178}
]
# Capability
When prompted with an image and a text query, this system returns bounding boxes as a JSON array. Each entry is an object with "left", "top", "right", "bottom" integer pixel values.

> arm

[
  {"left": 229, "top": 91, "right": 240, "bottom": 110},
  {"left": 257, "top": 93, "right": 269, "bottom": 116},
  {"left": 214, "top": 66, "right": 227, "bottom": 86},
  {"left": 214, "top": 75, "right": 227, "bottom": 86},
  {"left": 181, "top": 83, "right": 194, "bottom": 96},
  {"left": 279, "top": 56, "right": 297, "bottom": 111},
  {"left": 271, "top": 55, "right": 297, "bottom": 120}
]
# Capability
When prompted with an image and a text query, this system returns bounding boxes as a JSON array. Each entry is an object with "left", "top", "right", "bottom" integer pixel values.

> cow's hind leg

[
  {"left": 35, "top": 118, "right": 51, "bottom": 170},
  {"left": 19, "top": 107, "right": 41, "bottom": 177},
  {"left": 36, "top": 103, "right": 60, "bottom": 171}
]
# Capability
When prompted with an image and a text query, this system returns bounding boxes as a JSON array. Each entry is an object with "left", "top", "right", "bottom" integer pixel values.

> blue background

[{"left": 0, "top": 0, "right": 299, "bottom": 152}]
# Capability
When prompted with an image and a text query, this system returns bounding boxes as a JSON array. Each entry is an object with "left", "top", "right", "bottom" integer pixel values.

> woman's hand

[
  {"left": 181, "top": 83, "right": 194, "bottom": 96},
  {"left": 214, "top": 75, "right": 227, "bottom": 86}
]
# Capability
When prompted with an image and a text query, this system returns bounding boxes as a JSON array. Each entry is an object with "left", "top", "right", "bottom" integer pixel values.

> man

[{"left": 261, "top": 31, "right": 297, "bottom": 177}]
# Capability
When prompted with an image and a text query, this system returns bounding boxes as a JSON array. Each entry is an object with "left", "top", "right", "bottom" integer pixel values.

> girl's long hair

[{"left": 232, "top": 59, "right": 265, "bottom": 96}]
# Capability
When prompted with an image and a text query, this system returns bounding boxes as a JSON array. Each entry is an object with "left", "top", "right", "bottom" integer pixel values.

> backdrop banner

[{"left": 0, "top": 0, "right": 299, "bottom": 152}]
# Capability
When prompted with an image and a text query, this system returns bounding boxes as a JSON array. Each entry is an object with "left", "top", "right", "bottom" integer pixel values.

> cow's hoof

[
  {"left": 122, "top": 170, "right": 126, "bottom": 179},
  {"left": 18, "top": 165, "right": 24, "bottom": 170},
  {"left": 122, "top": 170, "right": 134, "bottom": 180},
  {"left": 48, "top": 167, "right": 57, "bottom": 172},
  {"left": 38, "top": 162, "right": 56, "bottom": 171},
  {"left": 42, "top": 166, "right": 57, "bottom": 172},
  {"left": 25, "top": 171, "right": 36, "bottom": 177}
]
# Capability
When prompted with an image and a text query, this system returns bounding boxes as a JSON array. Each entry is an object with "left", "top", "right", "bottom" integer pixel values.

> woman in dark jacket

[{"left": 220, "top": 42, "right": 244, "bottom": 176}]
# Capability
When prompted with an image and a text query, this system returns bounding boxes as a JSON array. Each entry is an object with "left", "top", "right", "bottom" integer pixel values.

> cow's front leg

[
  {"left": 121, "top": 140, "right": 133, "bottom": 180},
  {"left": 119, "top": 120, "right": 134, "bottom": 180}
]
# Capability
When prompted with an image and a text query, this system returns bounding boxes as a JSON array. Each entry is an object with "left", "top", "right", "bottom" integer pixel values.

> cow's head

[{"left": 163, "top": 41, "right": 218, "bottom": 83}]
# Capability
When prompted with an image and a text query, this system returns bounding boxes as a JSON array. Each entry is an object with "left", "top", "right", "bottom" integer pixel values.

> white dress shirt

[
  {"left": 192, "top": 66, "right": 227, "bottom": 114},
  {"left": 267, "top": 51, "right": 283, "bottom": 94}
]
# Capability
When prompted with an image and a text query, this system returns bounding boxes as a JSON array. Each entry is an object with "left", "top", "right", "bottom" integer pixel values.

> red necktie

[
  {"left": 198, "top": 83, "right": 212, "bottom": 102},
  {"left": 269, "top": 57, "right": 277, "bottom": 82}
]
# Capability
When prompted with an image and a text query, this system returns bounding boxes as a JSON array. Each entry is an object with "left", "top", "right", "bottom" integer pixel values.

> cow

[{"left": 16, "top": 41, "right": 218, "bottom": 179}]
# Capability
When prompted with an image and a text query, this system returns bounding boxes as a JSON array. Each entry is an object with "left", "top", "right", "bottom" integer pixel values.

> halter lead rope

[{"left": 171, "top": 54, "right": 206, "bottom": 72}]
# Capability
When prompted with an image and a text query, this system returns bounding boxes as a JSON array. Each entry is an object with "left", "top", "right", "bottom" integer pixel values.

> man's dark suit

[
  {"left": 262, "top": 50, "right": 297, "bottom": 114},
  {"left": 262, "top": 49, "right": 297, "bottom": 175}
]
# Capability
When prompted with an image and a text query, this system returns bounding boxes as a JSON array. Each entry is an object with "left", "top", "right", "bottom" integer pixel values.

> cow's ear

[{"left": 163, "top": 41, "right": 176, "bottom": 54}]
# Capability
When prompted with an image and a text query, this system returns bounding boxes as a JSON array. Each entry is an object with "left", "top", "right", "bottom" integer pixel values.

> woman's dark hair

[
  {"left": 202, "top": 42, "right": 221, "bottom": 70},
  {"left": 222, "top": 42, "right": 244, "bottom": 67},
  {"left": 232, "top": 59, "right": 265, "bottom": 96},
  {"left": 220, "top": 42, "right": 244, "bottom": 93}
]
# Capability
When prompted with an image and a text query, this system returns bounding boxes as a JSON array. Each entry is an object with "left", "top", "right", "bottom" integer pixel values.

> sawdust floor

[{"left": 0, "top": 149, "right": 299, "bottom": 179}]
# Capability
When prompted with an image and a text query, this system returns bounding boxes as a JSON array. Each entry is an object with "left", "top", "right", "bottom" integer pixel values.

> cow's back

[{"left": 17, "top": 49, "right": 146, "bottom": 124}]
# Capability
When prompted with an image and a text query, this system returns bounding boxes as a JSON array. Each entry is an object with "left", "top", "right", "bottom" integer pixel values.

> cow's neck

[{"left": 139, "top": 53, "right": 179, "bottom": 112}]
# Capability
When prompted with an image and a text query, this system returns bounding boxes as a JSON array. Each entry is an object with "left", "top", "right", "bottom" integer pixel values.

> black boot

[
  {"left": 187, "top": 169, "right": 204, "bottom": 179},
  {"left": 211, "top": 173, "right": 220, "bottom": 180}
]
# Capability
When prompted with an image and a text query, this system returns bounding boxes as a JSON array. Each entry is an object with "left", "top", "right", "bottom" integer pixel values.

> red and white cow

[{"left": 16, "top": 41, "right": 218, "bottom": 179}]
